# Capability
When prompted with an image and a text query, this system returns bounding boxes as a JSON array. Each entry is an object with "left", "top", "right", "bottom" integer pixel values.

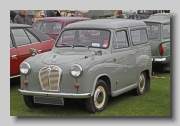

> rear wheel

[
  {"left": 23, "top": 95, "right": 44, "bottom": 108},
  {"left": 132, "top": 72, "right": 146, "bottom": 95},
  {"left": 85, "top": 80, "right": 109, "bottom": 113}
]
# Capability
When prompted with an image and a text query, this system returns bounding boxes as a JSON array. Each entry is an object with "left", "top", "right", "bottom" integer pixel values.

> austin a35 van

[{"left": 18, "top": 19, "right": 152, "bottom": 113}]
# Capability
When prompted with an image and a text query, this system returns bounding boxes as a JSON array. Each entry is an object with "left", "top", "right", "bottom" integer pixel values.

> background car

[
  {"left": 148, "top": 13, "right": 170, "bottom": 19},
  {"left": 143, "top": 19, "right": 170, "bottom": 71},
  {"left": 33, "top": 17, "right": 91, "bottom": 40},
  {"left": 10, "top": 24, "right": 55, "bottom": 78}
]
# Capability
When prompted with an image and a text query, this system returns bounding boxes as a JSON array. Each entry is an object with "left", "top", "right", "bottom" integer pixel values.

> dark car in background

[
  {"left": 10, "top": 24, "right": 55, "bottom": 78},
  {"left": 137, "top": 10, "right": 163, "bottom": 19},
  {"left": 33, "top": 17, "right": 91, "bottom": 40}
]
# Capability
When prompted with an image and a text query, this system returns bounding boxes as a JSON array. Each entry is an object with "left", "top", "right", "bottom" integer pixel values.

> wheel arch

[
  {"left": 91, "top": 74, "right": 111, "bottom": 97},
  {"left": 144, "top": 69, "right": 151, "bottom": 91}
]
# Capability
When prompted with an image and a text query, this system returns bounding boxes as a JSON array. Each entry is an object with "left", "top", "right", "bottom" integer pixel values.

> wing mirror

[
  {"left": 94, "top": 50, "right": 102, "bottom": 56},
  {"left": 29, "top": 48, "right": 37, "bottom": 56}
]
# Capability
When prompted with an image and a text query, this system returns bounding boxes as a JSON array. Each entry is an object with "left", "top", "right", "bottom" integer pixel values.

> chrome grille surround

[{"left": 38, "top": 66, "right": 62, "bottom": 92}]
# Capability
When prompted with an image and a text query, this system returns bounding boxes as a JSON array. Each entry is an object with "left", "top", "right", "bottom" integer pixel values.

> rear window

[
  {"left": 34, "top": 21, "right": 62, "bottom": 34},
  {"left": 163, "top": 24, "right": 170, "bottom": 39},
  {"left": 131, "top": 29, "right": 148, "bottom": 45},
  {"left": 146, "top": 24, "right": 160, "bottom": 39}
]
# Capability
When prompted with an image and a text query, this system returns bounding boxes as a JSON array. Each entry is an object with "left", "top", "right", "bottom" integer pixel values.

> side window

[
  {"left": 24, "top": 29, "right": 39, "bottom": 43},
  {"left": 163, "top": 24, "right": 170, "bottom": 39},
  {"left": 113, "top": 31, "right": 129, "bottom": 49},
  {"left": 10, "top": 36, "right": 13, "bottom": 48},
  {"left": 131, "top": 29, "right": 148, "bottom": 46},
  {"left": 11, "top": 29, "right": 31, "bottom": 46},
  {"left": 146, "top": 24, "right": 160, "bottom": 39}
]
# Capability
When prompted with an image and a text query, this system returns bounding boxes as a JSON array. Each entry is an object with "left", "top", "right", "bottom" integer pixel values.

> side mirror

[
  {"left": 29, "top": 48, "right": 37, "bottom": 56},
  {"left": 94, "top": 50, "right": 102, "bottom": 56}
]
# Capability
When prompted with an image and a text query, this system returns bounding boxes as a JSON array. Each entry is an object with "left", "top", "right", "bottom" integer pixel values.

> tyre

[
  {"left": 23, "top": 95, "right": 44, "bottom": 108},
  {"left": 85, "top": 80, "right": 109, "bottom": 113},
  {"left": 163, "top": 62, "right": 170, "bottom": 72},
  {"left": 132, "top": 72, "right": 146, "bottom": 95}
]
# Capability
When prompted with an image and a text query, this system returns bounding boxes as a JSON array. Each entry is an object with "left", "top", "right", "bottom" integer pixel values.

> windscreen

[{"left": 56, "top": 30, "right": 110, "bottom": 48}]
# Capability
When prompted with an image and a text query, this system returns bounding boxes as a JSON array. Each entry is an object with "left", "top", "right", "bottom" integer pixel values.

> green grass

[{"left": 10, "top": 72, "right": 170, "bottom": 117}]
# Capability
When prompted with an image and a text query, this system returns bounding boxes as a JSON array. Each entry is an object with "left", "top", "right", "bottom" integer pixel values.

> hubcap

[
  {"left": 96, "top": 91, "right": 104, "bottom": 104},
  {"left": 139, "top": 74, "right": 145, "bottom": 92},
  {"left": 94, "top": 86, "right": 106, "bottom": 109}
]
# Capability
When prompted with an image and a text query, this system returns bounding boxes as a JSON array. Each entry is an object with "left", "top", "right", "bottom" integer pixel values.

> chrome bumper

[
  {"left": 17, "top": 89, "right": 91, "bottom": 99},
  {"left": 151, "top": 57, "right": 166, "bottom": 62}
]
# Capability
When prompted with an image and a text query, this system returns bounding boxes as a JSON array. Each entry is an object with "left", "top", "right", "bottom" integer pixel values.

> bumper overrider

[{"left": 17, "top": 89, "right": 91, "bottom": 99}]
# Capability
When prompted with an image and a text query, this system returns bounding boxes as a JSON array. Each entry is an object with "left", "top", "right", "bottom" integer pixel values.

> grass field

[{"left": 10, "top": 71, "right": 170, "bottom": 117}]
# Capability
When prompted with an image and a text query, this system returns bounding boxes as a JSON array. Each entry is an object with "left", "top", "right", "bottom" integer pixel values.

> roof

[
  {"left": 64, "top": 19, "right": 146, "bottom": 29},
  {"left": 35, "top": 17, "right": 90, "bottom": 22},
  {"left": 142, "top": 19, "right": 170, "bottom": 24},
  {"left": 10, "top": 23, "right": 32, "bottom": 28}
]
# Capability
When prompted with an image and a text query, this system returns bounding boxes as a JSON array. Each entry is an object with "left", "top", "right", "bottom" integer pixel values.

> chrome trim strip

[
  {"left": 10, "top": 75, "right": 20, "bottom": 78},
  {"left": 17, "top": 89, "right": 91, "bottom": 98}
]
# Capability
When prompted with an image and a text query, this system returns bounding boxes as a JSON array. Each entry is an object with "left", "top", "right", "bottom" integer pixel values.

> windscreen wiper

[
  {"left": 73, "top": 44, "right": 91, "bottom": 50},
  {"left": 59, "top": 43, "right": 74, "bottom": 47}
]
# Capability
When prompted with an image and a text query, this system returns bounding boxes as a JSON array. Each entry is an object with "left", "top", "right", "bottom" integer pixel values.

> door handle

[
  {"left": 113, "top": 58, "right": 116, "bottom": 62},
  {"left": 11, "top": 55, "right": 17, "bottom": 59},
  {"left": 37, "top": 50, "right": 42, "bottom": 53}
]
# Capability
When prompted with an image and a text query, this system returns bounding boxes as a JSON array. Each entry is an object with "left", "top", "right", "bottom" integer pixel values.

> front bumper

[{"left": 17, "top": 89, "right": 91, "bottom": 99}]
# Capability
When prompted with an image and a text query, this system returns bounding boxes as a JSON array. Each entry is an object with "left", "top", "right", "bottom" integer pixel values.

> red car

[
  {"left": 10, "top": 24, "right": 55, "bottom": 78},
  {"left": 33, "top": 17, "right": 90, "bottom": 40}
]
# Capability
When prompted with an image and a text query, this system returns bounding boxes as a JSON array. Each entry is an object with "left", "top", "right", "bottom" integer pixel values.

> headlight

[
  {"left": 70, "top": 64, "right": 83, "bottom": 77},
  {"left": 20, "top": 62, "right": 31, "bottom": 75}
]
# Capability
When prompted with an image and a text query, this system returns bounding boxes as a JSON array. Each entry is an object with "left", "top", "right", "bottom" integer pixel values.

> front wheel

[{"left": 85, "top": 80, "right": 109, "bottom": 113}]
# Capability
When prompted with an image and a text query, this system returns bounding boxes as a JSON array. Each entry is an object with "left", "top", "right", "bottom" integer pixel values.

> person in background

[
  {"left": 43, "top": 10, "right": 47, "bottom": 17},
  {"left": 130, "top": 12, "right": 139, "bottom": 19},
  {"left": 115, "top": 10, "right": 124, "bottom": 18},
  {"left": 10, "top": 10, "right": 17, "bottom": 23},
  {"left": 13, "top": 10, "right": 31, "bottom": 25}
]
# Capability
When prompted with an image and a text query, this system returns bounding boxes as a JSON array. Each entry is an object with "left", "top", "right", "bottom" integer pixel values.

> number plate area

[{"left": 34, "top": 96, "right": 64, "bottom": 105}]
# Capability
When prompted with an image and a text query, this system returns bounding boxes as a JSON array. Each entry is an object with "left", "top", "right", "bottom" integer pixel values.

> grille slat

[{"left": 38, "top": 66, "right": 62, "bottom": 91}]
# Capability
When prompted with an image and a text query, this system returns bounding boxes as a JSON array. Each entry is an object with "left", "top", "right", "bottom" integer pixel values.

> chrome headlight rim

[
  {"left": 20, "top": 62, "right": 31, "bottom": 75},
  {"left": 70, "top": 64, "right": 83, "bottom": 77}
]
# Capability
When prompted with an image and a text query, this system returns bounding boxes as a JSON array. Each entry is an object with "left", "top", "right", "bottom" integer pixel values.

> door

[
  {"left": 130, "top": 27, "right": 149, "bottom": 79},
  {"left": 112, "top": 29, "right": 136, "bottom": 90},
  {"left": 11, "top": 28, "right": 43, "bottom": 71},
  {"left": 10, "top": 35, "right": 19, "bottom": 77}
]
